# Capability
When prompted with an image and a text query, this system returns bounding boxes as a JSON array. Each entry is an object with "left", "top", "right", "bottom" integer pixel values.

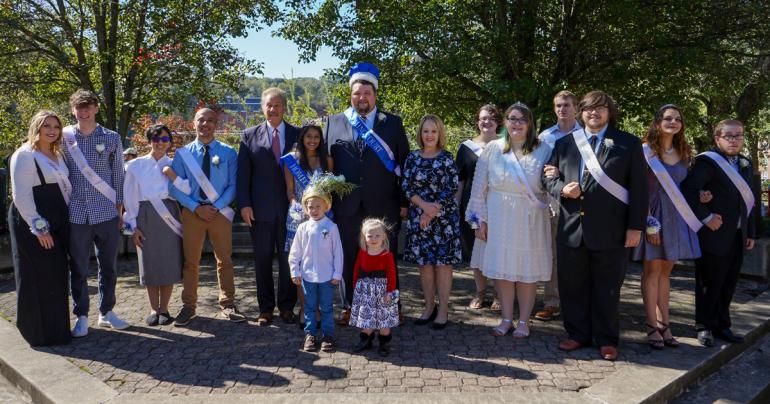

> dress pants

[
  {"left": 69, "top": 217, "right": 120, "bottom": 317},
  {"left": 180, "top": 209, "right": 235, "bottom": 309},
  {"left": 336, "top": 205, "right": 400, "bottom": 308},
  {"left": 249, "top": 217, "right": 295, "bottom": 314},
  {"left": 695, "top": 230, "right": 743, "bottom": 331},
  {"left": 557, "top": 242, "right": 628, "bottom": 347},
  {"left": 543, "top": 216, "right": 560, "bottom": 307}
]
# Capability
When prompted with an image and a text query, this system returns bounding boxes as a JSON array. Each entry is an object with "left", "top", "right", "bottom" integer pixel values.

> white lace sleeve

[{"left": 466, "top": 143, "right": 494, "bottom": 227}]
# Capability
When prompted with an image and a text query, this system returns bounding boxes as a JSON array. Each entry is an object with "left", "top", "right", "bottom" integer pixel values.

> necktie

[
  {"left": 200, "top": 144, "right": 210, "bottom": 200},
  {"left": 271, "top": 127, "right": 281, "bottom": 163}
]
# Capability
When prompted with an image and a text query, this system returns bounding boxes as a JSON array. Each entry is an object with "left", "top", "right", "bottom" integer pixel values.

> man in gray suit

[{"left": 325, "top": 62, "right": 409, "bottom": 325}]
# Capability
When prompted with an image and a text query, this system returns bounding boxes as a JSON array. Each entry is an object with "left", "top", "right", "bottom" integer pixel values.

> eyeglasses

[
  {"left": 584, "top": 105, "right": 608, "bottom": 113},
  {"left": 719, "top": 135, "right": 744, "bottom": 142},
  {"left": 151, "top": 136, "right": 171, "bottom": 143},
  {"left": 506, "top": 117, "right": 528, "bottom": 124}
]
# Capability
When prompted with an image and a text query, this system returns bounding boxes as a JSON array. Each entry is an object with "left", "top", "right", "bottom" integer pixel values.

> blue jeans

[{"left": 302, "top": 279, "right": 335, "bottom": 337}]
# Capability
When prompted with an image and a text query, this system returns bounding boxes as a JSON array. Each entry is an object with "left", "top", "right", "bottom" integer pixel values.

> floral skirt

[{"left": 349, "top": 278, "right": 399, "bottom": 330}]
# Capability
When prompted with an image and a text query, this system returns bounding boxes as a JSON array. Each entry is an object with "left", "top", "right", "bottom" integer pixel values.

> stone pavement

[{"left": 0, "top": 256, "right": 766, "bottom": 399}]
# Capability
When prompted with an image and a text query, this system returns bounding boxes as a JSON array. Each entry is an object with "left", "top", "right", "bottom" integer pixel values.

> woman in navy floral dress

[{"left": 402, "top": 115, "right": 461, "bottom": 329}]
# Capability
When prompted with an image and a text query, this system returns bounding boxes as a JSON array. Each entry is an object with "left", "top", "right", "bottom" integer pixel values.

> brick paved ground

[{"left": 0, "top": 255, "right": 765, "bottom": 395}]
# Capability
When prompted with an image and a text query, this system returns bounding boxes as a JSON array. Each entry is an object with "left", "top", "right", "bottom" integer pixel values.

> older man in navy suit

[
  {"left": 325, "top": 62, "right": 410, "bottom": 325},
  {"left": 237, "top": 87, "right": 299, "bottom": 326}
]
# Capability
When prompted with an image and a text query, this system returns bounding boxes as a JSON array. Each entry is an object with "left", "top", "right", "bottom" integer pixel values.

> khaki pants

[
  {"left": 543, "top": 216, "right": 560, "bottom": 307},
  {"left": 180, "top": 208, "right": 235, "bottom": 309}
]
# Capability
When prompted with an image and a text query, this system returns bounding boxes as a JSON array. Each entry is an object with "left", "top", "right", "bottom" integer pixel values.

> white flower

[
  {"left": 212, "top": 155, "right": 220, "bottom": 166},
  {"left": 377, "top": 112, "right": 387, "bottom": 122},
  {"left": 95, "top": 143, "right": 105, "bottom": 153},
  {"left": 739, "top": 158, "right": 750, "bottom": 168},
  {"left": 603, "top": 138, "right": 614, "bottom": 149}
]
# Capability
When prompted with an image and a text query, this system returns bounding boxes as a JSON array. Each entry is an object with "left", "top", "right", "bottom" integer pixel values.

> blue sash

[
  {"left": 344, "top": 108, "right": 401, "bottom": 176},
  {"left": 280, "top": 153, "right": 311, "bottom": 189}
]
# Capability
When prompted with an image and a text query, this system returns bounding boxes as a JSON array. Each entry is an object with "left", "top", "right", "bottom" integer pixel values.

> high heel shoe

[
  {"left": 646, "top": 323, "right": 664, "bottom": 350},
  {"left": 414, "top": 306, "right": 438, "bottom": 326},
  {"left": 658, "top": 322, "right": 679, "bottom": 348}
]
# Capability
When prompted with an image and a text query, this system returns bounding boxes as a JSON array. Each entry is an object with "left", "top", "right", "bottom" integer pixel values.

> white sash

[
  {"left": 62, "top": 126, "right": 117, "bottom": 204},
  {"left": 699, "top": 151, "right": 755, "bottom": 213},
  {"left": 642, "top": 144, "right": 703, "bottom": 232},
  {"left": 462, "top": 139, "right": 484, "bottom": 157},
  {"left": 175, "top": 147, "right": 235, "bottom": 222},
  {"left": 32, "top": 151, "right": 72, "bottom": 205},
  {"left": 148, "top": 197, "right": 183, "bottom": 237},
  {"left": 504, "top": 151, "right": 549, "bottom": 210},
  {"left": 573, "top": 129, "right": 629, "bottom": 204}
]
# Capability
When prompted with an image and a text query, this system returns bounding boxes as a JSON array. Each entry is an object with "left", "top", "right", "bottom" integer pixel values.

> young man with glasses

[{"left": 681, "top": 120, "right": 758, "bottom": 347}]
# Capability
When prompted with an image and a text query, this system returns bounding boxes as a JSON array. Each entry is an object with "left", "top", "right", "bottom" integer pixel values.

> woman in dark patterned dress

[
  {"left": 456, "top": 104, "right": 502, "bottom": 310},
  {"left": 402, "top": 115, "right": 462, "bottom": 329}
]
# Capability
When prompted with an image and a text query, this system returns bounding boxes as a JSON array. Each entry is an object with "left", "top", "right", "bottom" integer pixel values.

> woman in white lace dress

[{"left": 466, "top": 102, "right": 552, "bottom": 339}]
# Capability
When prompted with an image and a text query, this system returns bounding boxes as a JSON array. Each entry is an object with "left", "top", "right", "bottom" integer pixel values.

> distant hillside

[{"left": 237, "top": 76, "right": 342, "bottom": 115}]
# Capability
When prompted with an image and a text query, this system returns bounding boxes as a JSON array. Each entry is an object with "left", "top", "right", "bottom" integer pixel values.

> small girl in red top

[{"left": 349, "top": 218, "right": 399, "bottom": 356}]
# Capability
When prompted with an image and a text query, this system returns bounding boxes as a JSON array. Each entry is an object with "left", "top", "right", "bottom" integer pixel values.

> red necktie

[{"left": 271, "top": 127, "right": 281, "bottom": 163}]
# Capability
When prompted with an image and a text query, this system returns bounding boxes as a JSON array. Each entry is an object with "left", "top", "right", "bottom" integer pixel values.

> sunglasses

[{"left": 151, "top": 136, "right": 170, "bottom": 143}]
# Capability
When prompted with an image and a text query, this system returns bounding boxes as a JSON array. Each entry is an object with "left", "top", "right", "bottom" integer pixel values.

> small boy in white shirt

[{"left": 289, "top": 186, "right": 343, "bottom": 352}]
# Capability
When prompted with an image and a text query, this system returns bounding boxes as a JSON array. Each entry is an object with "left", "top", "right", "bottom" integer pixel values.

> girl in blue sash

[
  {"left": 633, "top": 105, "right": 701, "bottom": 349},
  {"left": 283, "top": 124, "right": 334, "bottom": 324}
]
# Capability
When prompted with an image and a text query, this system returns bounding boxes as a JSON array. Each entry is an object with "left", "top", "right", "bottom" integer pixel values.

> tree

[
  {"left": 0, "top": 0, "right": 279, "bottom": 139},
  {"left": 278, "top": 0, "right": 770, "bottom": 147}
]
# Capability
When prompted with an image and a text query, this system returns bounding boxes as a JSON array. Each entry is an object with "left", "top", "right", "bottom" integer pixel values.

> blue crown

[{"left": 348, "top": 62, "right": 380, "bottom": 89}]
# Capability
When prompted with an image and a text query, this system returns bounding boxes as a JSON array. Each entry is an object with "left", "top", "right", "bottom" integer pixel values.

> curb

[
  {"left": 0, "top": 318, "right": 117, "bottom": 404},
  {"left": 583, "top": 290, "right": 770, "bottom": 404}
]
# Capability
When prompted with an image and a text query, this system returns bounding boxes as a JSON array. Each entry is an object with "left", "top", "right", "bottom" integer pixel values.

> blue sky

[{"left": 229, "top": 25, "right": 342, "bottom": 79}]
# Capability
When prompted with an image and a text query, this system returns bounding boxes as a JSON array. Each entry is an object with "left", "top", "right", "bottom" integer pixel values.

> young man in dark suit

[
  {"left": 680, "top": 119, "right": 757, "bottom": 346},
  {"left": 542, "top": 90, "right": 648, "bottom": 361},
  {"left": 237, "top": 87, "right": 300, "bottom": 326},
  {"left": 324, "top": 62, "right": 409, "bottom": 325}
]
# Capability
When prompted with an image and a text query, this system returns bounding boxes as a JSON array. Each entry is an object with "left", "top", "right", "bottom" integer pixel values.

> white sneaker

[
  {"left": 72, "top": 316, "right": 89, "bottom": 337},
  {"left": 98, "top": 311, "right": 130, "bottom": 330}
]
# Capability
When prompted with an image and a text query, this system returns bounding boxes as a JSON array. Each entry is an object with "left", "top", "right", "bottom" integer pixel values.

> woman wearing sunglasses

[{"left": 123, "top": 124, "right": 188, "bottom": 326}]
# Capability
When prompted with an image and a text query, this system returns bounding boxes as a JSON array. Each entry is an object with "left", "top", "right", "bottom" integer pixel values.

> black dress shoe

[
  {"left": 697, "top": 330, "right": 714, "bottom": 347},
  {"left": 354, "top": 332, "right": 374, "bottom": 352},
  {"left": 414, "top": 306, "right": 438, "bottom": 326},
  {"left": 714, "top": 328, "right": 745, "bottom": 343},
  {"left": 431, "top": 320, "right": 448, "bottom": 330}
]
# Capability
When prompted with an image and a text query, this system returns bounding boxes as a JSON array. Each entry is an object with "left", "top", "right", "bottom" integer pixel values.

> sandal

[
  {"left": 490, "top": 319, "right": 513, "bottom": 337},
  {"left": 513, "top": 320, "right": 530, "bottom": 339},
  {"left": 646, "top": 323, "right": 664, "bottom": 350},
  {"left": 489, "top": 298, "right": 501, "bottom": 312},
  {"left": 468, "top": 296, "right": 484, "bottom": 310},
  {"left": 658, "top": 322, "right": 680, "bottom": 348}
]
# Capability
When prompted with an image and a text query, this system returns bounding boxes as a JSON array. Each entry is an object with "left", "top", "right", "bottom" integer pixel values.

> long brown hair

[
  {"left": 644, "top": 104, "right": 691, "bottom": 161},
  {"left": 502, "top": 102, "right": 539, "bottom": 154},
  {"left": 27, "top": 110, "right": 63, "bottom": 155}
]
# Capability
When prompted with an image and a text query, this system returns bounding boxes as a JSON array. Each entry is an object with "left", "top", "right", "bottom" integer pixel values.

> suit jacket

[
  {"left": 543, "top": 126, "right": 648, "bottom": 250},
  {"left": 324, "top": 109, "right": 409, "bottom": 222},
  {"left": 236, "top": 121, "right": 299, "bottom": 222},
  {"left": 680, "top": 147, "right": 758, "bottom": 256}
]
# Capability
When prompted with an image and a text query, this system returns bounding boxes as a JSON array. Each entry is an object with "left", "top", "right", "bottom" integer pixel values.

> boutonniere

[
  {"left": 603, "top": 138, "right": 615, "bottom": 150},
  {"left": 212, "top": 155, "right": 221, "bottom": 166},
  {"left": 468, "top": 212, "right": 481, "bottom": 230},
  {"left": 377, "top": 112, "right": 386, "bottom": 122},
  {"left": 95, "top": 143, "right": 105, "bottom": 154},
  {"left": 321, "top": 228, "right": 329, "bottom": 239},
  {"left": 739, "top": 158, "right": 750, "bottom": 169}
]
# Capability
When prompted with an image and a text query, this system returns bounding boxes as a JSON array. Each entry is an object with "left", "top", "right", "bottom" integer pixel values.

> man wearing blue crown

[{"left": 325, "top": 62, "right": 410, "bottom": 325}]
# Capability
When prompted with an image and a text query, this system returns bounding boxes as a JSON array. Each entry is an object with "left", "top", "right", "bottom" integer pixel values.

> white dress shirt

[
  {"left": 123, "top": 154, "right": 189, "bottom": 229},
  {"left": 10, "top": 143, "right": 70, "bottom": 234},
  {"left": 288, "top": 216, "right": 344, "bottom": 283},
  {"left": 266, "top": 121, "right": 286, "bottom": 152}
]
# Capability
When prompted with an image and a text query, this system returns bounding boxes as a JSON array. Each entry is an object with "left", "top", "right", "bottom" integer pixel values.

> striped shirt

[{"left": 62, "top": 125, "right": 124, "bottom": 225}]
